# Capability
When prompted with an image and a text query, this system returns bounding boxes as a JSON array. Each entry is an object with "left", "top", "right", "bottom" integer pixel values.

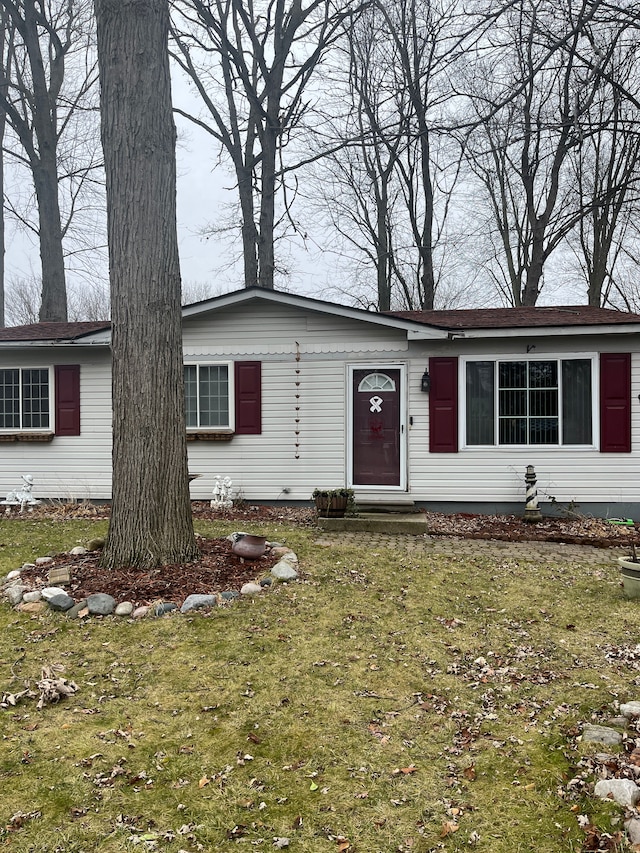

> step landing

[{"left": 317, "top": 511, "right": 427, "bottom": 535}]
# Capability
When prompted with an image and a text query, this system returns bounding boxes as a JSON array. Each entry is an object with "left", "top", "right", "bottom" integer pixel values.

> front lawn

[{"left": 0, "top": 517, "right": 637, "bottom": 852}]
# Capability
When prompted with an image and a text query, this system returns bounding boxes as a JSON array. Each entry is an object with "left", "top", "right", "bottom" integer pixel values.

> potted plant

[
  {"left": 312, "top": 488, "right": 356, "bottom": 518},
  {"left": 618, "top": 544, "right": 640, "bottom": 599}
]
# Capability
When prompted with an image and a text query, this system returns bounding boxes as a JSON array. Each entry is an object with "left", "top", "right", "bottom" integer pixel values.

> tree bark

[
  {"left": 95, "top": 0, "right": 197, "bottom": 570},
  {"left": 33, "top": 154, "right": 67, "bottom": 321},
  {"left": 0, "top": 23, "right": 5, "bottom": 328},
  {"left": 23, "top": 0, "right": 67, "bottom": 322}
]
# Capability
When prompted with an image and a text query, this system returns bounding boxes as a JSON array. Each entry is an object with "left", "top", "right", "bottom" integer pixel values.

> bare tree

[
  {"left": 0, "top": 13, "right": 9, "bottom": 326},
  {"left": 95, "top": 0, "right": 198, "bottom": 570},
  {"left": 458, "top": 0, "right": 640, "bottom": 307},
  {"left": 315, "top": 0, "right": 485, "bottom": 310},
  {"left": 4, "top": 274, "right": 40, "bottom": 324},
  {"left": 462, "top": 0, "right": 615, "bottom": 306},
  {"left": 0, "top": 0, "right": 101, "bottom": 322},
  {"left": 169, "top": 0, "right": 366, "bottom": 291},
  {"left": 566, "top": 24, "right": 640, "bottom": 306}
]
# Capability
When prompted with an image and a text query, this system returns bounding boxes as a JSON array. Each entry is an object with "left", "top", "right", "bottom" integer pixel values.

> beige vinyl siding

[
  {"left": 0, "top": 349, "right": 113, "bottom": 500},
  {"left": 186, "top": 359, "right": 350, "bottom": 501},
  {"left": 2, "top": 301, "right": 639, "bottom": 510},
  {"left": 183, "top": 301, "right": 408, "bottom": 355},
  {"left": 406, "top": 336, "right": 640, "bottom": 507},
  {"left": 183, "top": 303, "right": 410, "bottom": 501}
]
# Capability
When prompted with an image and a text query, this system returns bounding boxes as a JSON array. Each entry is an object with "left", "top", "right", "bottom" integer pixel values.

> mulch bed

[
  {"left": 9, "top": 502, "right": 640, "bottom": 608},
  {"left": 422, "top": 511, "right": 640, "bottom": 549},
  {"left": 18, "top": 537, "right": 281, "bottom": 608}
]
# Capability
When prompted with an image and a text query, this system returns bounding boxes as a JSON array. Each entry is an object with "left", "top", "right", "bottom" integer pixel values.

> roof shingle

[
  {"left": 0, "top": 321, "right": 110, "bottom": 342},
  {"left": 388, "top": 305, "right": 640, "bottom": 330}
]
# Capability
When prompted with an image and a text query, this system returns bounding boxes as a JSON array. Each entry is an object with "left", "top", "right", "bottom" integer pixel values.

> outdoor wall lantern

[{"left": 420, "top": 368, "right": 431, "bottom": 393}]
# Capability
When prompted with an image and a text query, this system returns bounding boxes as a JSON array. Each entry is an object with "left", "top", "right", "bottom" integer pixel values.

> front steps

[{"left": 317, "top": 510, "right": 427, "bottom": 535}]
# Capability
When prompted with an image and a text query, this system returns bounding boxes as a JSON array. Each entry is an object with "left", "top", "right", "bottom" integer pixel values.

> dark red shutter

[
  {"left": 234, "top": 361, "right": 262, "bottom": 435},
  {"left": 600, "top": 353, "right": 631, "bottom": 452},
  {"left": 429, "top": 356, "right": 458, "bottom": 453},
  {"left": 54, "top": 364, "right": 80, "bottom": 436}
]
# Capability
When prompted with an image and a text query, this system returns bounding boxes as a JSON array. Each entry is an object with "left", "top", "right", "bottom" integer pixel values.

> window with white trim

[
  {"left": 0, "top": 368, "right": 50, "bottom": 430},
  {"left": 184, "top": 363, "right": 231, "bottom": 429},
  {"left": 465, "top": 358, "right": 593, "bottom": 446}
]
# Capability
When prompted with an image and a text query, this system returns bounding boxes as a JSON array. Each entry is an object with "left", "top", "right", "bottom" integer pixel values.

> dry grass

[{"left": 0, "top": 517, "right": 638, "bottom": 852}]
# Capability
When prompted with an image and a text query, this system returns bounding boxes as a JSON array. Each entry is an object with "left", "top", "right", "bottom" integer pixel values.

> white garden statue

[
  {"left": 2, "top": 474, "right": 41, "bottom": 511},
  {"left": 211, "top": 475, "right": 233, "bottom": 510}
]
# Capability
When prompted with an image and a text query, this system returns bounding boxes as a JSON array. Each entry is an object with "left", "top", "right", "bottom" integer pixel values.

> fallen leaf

[
  {"left": 393, "top": 764, "right": 417, "bottom": 775},
  {"left": 440, "top": 821, "right": 460, "bottom": 837},
  {"left": 198, "top": 776, "right": 210, "bottom": 788},
  {"left": 309, "top": 781, "right": 319, "bottom": 791}
]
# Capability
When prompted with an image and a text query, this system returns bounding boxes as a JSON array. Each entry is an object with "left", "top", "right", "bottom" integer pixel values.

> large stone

[
  {"left": 132, "top": 606, "right": 150, "bottom": 619},
  {"left": 115, "top": 602, "right": 134, "bottom": 617},
  {"left": 181, "top": 594, "right": 218, "bottom": 614},
  {"left": 35, "top": 556, "right": 53, "bottom": 566},
  {"left": 279, "top": 551, "right": 298, "bottom": 567},
  {"left": 87, "top": 593, "right": 116, "bottom": 616},
  {"left": 41, "top": 586, "right": 69, "bottom": 601},
  {"left": 240, "top": 582, "right": 262, "bottom": 596},
  {"left": 625, "top": 818, "right": 640, "bottom": 845},
  {"left": 620, "top": 701, "right": 640, "bottom": 719},
  {"left": 582, "top": 724, "right": 623, "bottom": 747},
  {"left": 22, "top": 590, "right": 42, "bottom": 603},
  {"left": 153, "top": 602, "right": 178, "bottom": 616},
  {"left": 271, "top": 560, "right": 298, "bottom": 581},
  {"left": 17, "top": 601, "right": 46, "bottom": 614},
  {"left": 594, "top": 778, "right": 640, "bottom": 807},
  {"left": 5, "top": 570, "right": 21, "bottom": 581},
  {"left": 47, "top": 593, "right": 76, "bottom": 612},
  {"left": 269, "top": 545, "right": 289, "bottom": 558},
  {"left": 6, "top": 585, "right": 26, "bottom": 606},
  {"left": 220, "top": 591, "right": 239, "bottom": 601},
  {"left": 66, "top": 600, "right": 89, "bottom": 619},
  {"left": 69, "top": 546, "right": 87, "bottom": 556}
]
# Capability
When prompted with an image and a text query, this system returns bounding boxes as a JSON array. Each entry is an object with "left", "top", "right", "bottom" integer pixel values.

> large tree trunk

[
  {"left": 256, "top": 88, "right": 281, "bottom": 290},
  {"left": 21, "top": 0, "right": 67, "bottom": 322},
  {"left": 0, "top": 91, "right": 4, "bottom": 328},
  {"left": 33, "top": 155, "right": 67, "bottom": 321},
  {"left": 95, "top": 0, "right": 197, "bottom": 570},
  {"left": 238, "top": 164, "right": 259, "bottom": 288}
]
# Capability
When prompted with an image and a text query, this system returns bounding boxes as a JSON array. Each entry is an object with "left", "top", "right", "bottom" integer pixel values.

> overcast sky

[{"left": 4, "top": 71, "right": 333, "bottom": 311}]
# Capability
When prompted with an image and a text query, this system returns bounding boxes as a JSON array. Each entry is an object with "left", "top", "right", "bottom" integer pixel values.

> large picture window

[
  {"left": 184, "top": 363, "right": 231, "bottom": 429},
  {"left": 465, "top": 358, "right": 593, "bottom": 446},
  {"left": 0, "top": 368, "right": 50, "bottom": 430}
]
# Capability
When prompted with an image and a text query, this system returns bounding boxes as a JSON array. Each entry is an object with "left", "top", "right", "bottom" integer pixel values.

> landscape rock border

[
  {"left": 0, "top": 534, "right": 299, "bottom": 620},
  {"left": 578, "top": 702, "right": 640, "bottom": 847}
]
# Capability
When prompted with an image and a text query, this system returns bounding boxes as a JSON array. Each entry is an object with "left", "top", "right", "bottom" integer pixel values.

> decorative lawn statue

[
  {"left": 2, "top": 474, "right": 41, "bottom": 513},
  {"left": 211, "top": 475, "right": 233, "bottom": 510}
]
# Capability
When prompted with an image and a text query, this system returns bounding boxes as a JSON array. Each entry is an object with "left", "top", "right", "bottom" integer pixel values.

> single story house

[{"left": 0, "top": 287, "right": 638, "bottom": 517}]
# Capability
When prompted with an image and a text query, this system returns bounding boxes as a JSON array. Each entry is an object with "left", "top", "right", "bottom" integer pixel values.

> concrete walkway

[{"left": 314, "top": 530, "right": 629, "bottom": 566}]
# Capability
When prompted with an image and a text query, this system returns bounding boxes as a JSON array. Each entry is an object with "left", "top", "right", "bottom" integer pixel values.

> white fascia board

[
  {"left": 181, "top": 287, "right": 449, "bottom": 339},
  {"left": 72, "top": 331, "right": 111, "bottom": 345},
  {"left": 409, "top": 323, "right": 640, "bottom": 340},
  {"left": 0, "top": 338, "right": 110, "bottom": 348}
]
